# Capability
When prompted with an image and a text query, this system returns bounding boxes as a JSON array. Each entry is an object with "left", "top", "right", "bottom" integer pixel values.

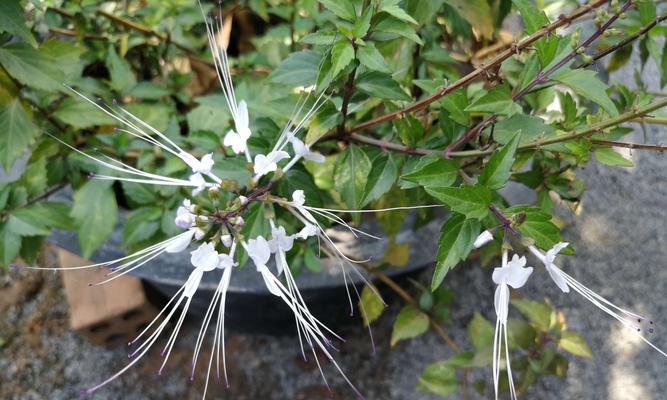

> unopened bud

[
  {"left": 221, "top": 234, "right": 232, "bottom": 247},
  {"left": 194, "top": 228, "right": 206, "bottom": 240},
  {"left": 239, "top": 195, "right": 248, "bottom": 205},
  {"left": 473, "top": 230, "right": 494, "bottom": 249}
]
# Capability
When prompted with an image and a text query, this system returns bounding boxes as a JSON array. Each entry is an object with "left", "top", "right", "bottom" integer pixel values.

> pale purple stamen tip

[
  {"left": 112, "top": 98, "right": 117, "bottom": 105},
  {"left": 87, "top": 283, "right": 93, "bottom": 287},
  {"left": 225, "top": 382, "right": 231, "bottom": 389},
  {"left": 79, "top": 388, "right": 91, "bottom": 396},
  {"left": 8, "top": 263, "right": 20, "bottom": 270}
]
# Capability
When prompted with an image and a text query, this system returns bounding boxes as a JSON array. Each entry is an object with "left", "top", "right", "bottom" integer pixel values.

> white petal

[
  {"left": 547, "top": 264, "right": 570, "bottom": 293},
  {"left": 224, "top": 130, "right": 247, "bottom": 154},
  {"left": 297, "top": 223, "right": 317, "bottom": 239},
  {"left": 196, "top": 153, "right": 214, "bottom": 174},
  {"left": 174, "top": 208, "right": 193, "bottom": 229},
  {"left": 545, "top": 242, "right": 569, "bottom": 265},
  {"left": 184, "top": 268, "right": 204, "bottom": 298},
  {"left": 237, "top": 100, "right": 249, "bottom": 133},
  {"left": 247, "top": 236, "right": 271, "bottom": 268},
  {"left": 164, "top": 230, "right": 195, "bottom": 253},
  {"left": 505, "top": 255, "right": 533, "bottom": 288},
  {"left": 190, "top": 242, "right": 219, "bottom": 271},
  {"left": 291, "top": 137, "right": 308, "bottom": 157},
  {"left": 259, "top": 266, "right": 282, "bottom": 296},
  {"left": 217, "top": 253, "right": 237, "bottom": 269},
  {"left": 473, "top": 230, "right": 494, "bottom": 249},
  {"left": 292, "top": 190, "right": 305, "bottom": 206},
  {"left": 304, "top": 151, "right": 325, "bottom": 163},
  {"left": 194, "top": 228, "right": 206, "bottom": 241},
  {"left": 494, "top": 284, "right": 510, "bottom": 323}
]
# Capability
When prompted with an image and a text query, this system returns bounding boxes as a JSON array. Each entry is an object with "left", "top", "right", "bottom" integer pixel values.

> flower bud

[
  {"left": 473, "top": 230, "right": 494, "bottom": 249},
  {"left": 221, "top": 234, "right": 232, "bottom": 248}
]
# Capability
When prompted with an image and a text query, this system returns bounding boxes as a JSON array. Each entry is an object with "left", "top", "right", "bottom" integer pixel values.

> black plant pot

[{"left": 48, "top": 189, "right": 442, "bottom": 334}]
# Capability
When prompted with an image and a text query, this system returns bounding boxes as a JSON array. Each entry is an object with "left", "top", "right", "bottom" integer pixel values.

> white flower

[
  {"left": 492, "top": 252, "right": 533, "bottom": 400},
  {"left": 190, "top": 242, "right": 219, "bottom": 271},
  {"left": 180, "top": 152, "right": 215, "bottom": 174},
  {"left": 189, "top": 173, "right": 207, "bottom": 196},
  {"left": 253, "top": 150, "right": 290, "bottom": 177},
  {"left": 165, "top": 229, "right": 196, "bottom": 253},
  {"left": 246, "top": 236, "right": 271, "bottom": 270},
  {"left": 473, "top": 230, "right": 494, "bottom": 249},
  {"left": 182, "top": 198, "right": 195, "bottom": 212},
  {"left": 529, "top": 242, "right": 570, "bottom": 293},
  {"left": 291, "top": 137, "right": 325, "bottom": 163},
  {"left": 217, "top": 253, "right": 237, "bottom": 269},
  {"left": 239, "top": 195, "right": 248, "bottom": 205},
  {"left": 297, "top": 223, "right": 318, "bottom": 239},
  {"left": 292, "top": 190, "right": 306, "bottom": 207},
  {"left": 221, "top": 234, "right": 232, "bottom": 248},
  {"left": 223, "top": 100, "right": 252, "bottom": 154},
  {"left": 174, "top": 206, "right": 194, "bottom": 229},
  {"left": 194, "top": 227, "right": 206, "bottom": 241},
  {"left": 268, "top": 225, "right": 295, "bottom": 253}
]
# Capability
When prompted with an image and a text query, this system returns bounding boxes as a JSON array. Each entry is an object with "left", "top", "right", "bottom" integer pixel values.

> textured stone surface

[{"left": 2, "top": 55, "right": 667, "bottom": 400}]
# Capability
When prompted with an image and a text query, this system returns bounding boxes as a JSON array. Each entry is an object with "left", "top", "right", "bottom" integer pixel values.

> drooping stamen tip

[
  {"left": 225, "top": 382, "right": 231, "bottom": 389},
  {"left": 649, "top": 328, "right": 655, "bottom": 334},
  {"left": 8, "top": 263, "right": 20, "bottom": 270},
  {"left": 79, "top": 388, "right": 92, "bottom": 396},
  {"left": 112, "top": 98, "right": 117, "bottom": 105}
]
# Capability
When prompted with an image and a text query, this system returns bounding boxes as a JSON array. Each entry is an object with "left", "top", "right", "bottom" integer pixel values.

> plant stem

[
  {"left": 337, "top": 0, "right": 609, "bottom": 137},
  {"left": 590, "top": 139, "right": 667, "bottom": 152}
]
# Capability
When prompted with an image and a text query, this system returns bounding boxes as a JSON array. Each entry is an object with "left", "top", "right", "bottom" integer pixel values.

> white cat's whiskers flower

[
  {"left": 492, "top": 251, "right": 533, "bottom": 400},
  {"left": 529, "top": 242, "right": 667, "bottom": 357}
]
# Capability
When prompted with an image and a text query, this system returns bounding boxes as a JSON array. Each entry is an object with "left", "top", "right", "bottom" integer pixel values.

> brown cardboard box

[{"left": 57, "top": 248, "right": 158, "bottom": 346}]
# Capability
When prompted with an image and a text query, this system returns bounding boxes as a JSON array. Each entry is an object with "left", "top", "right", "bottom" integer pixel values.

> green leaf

[
  {"left": 432, "top": 213, "right": 480, "bottom": 289},
  {"left": 53, "top": 98, "right": 117, "bottom": 129},
  {"left": 106, "top": 46, "right": 136, "bottom": 92},
  {"left": 507, "top": 318, "right": 537, "bottom": 349},
  {"left": 468, "top": 312, "right": 494, "bottom": 350},
  {"left": 394, "top": 113, "right": 424, "bottom": 146},
  {"left": 0, "top": 43, "right": 64, "bottom": 91},
  {"left": 300, "top": 32, "right": 337, "bottom": 45},
  {"left": 21, "top": 202, "right": 75, "bottom": 230},
  {"left": 426, "top": 184, "right": 491, "bottom": 219},
  {"left": 0, "top": 99, "right": 39, "bottom": 172},
  {"left": 416, "top": 360, "right": 459, "bottom": 397},
  {"left": 7, "top": 209, "right": 51, "bottom": 236},
  {"left": 511, "top": 0, "right": 549, "bottom": 34},
  {"left": 401, "top": 156, "right": 458, "bottom": 188},
  {"left": 380, "top": 3, "right": 418, "bottom": 25},
  {"left": 552, "top": 69, "right": 618, "bottom": 116},
  {"left": 478, "top": 132, "right": 521, "bottom": 189},
  {"left": 444, "top": 0, "right": 494, "bottom": 39},
  {"left": 506, "top": 206, "right": 568, "bottom": 253},
  {"left": 41, "top": 39, "right": 86, "bottom": 83},
  {"left": 0, "top": 0, "right": 37, "bottom": 47},
  {"left": 662, "top": 40, "right": 667, "bottom": 88},
  {"left": 391, "top": 305, "right": 430, "bottom": 346},
  {"left": 359, "top": 285, "right": 384, "bottom": 327},
  {"left": 491, "top": 114, "right": 555, "bottom": 145},
  {"left": 122, "top": 207, "right": 162, "bottom": 247},
  {"left": 363, "top": 153, "right": 397, "bottom": 205},
  {"left": 122, "top": 181, "right": 158, "bottom": 205},
  {"left": 126, "top": 82, "right": 170, "bottom": 99},
  {"left": 594, "top": 147, "right": 633, "bottom": 167},
  {"left": 318, "top": 0, "right": 357, "bottom": 21},
  {"left": 511, "top": 299, "right": 552, "bottom": 331},
  {"left": 334, "top": 145, "right": 371, "bottom": 209},
  {"left": 352, "top": 7, "right": 373, "bottom": 38},
  {"left": 269, "top": 50, "right": 321, "bottom": 87},
  {"left": 559, "top": 331, "right": 593, "bottom": 358},
  {"left": 71, "top": 180, "right": 118, "bottom": 258},
  {"left": 374, "top": 15, "right": 423, "bottom": 45},
  {"left": 331, "top": 39, "right": 355, "bottom": 77},
  {"left": 357, "top": 43, "right": 390, "bottom": 73},
  {"left": 355, "top": 71, "right": 411, "bottom": 101},
  {"left": 0, "top": 221, "right": 21, "bottom": 266},
  {"left": 465, "top": 84, "right": 522, "bottom": 116},
  {"left": 638, "top": 0, "right": 656, "bottom": 26}
]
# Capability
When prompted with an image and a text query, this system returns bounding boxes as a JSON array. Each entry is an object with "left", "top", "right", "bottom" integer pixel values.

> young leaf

[
  {"left": 269, "top": 50, "right": 322, "bottom": 87},
  {"left": 363, "top": 152, "right": 397, "bottom": 205},
  {"left": 359, "top": 285, "right": 384, "bottom": 327},
  {"left": 559, "top": 331, "right": 593, "bottom": 358},
  {"left": 401, "top": 156, "right": 458, "bottom": 188},
  {"left": 352, "top": 7, "right": 373, "bottom": 38},
  {"left": 426, "top": 184, "right": 491, "bottom": 219},
  {"left": 432, "top": 213, "right": 480, "bottom": 289},
  {"left": 317, "top": 0, "right": 357, "bottom": 21},
  {"left": 391, "top": 305, "right": 430, "bottom": 346},
  {"left": 0, "top": 99, "right": 39, "bottom": 172},
  {"left": 0, "top": 0, "right": 37, "bottom": 47},
  {"left": 552, "top": 69, "right": 618, "bottom": 116},
  {"left": 511, "top": 0, "right": 549, "bottom": 34},
  {"left": 334, "top": 145, "right": 371, "bottom": 209},
  {"left": 331, "top": 39, "right": 355, "bottom": 77},
  {"left": 357, "top": 43, "right": 391, "bottom": 73},
  {"left": 0, "top": 43, "right": 64, "bottom": 91},
  {"left": 416, "top": 360, "right": 459, "bottom": 397},
  {"left": 478, "top": 131, "right": 521, "bottom": 189},
  {"left": 355, "top": 71, "right": 411, "bottom": 101},
  {"left": 465, "top": 84, "right": 522, "bottom": 116},
  {"left": 71, "top": 180, "right": 118, "bottom": 258},
  {"left": 594, "top": 147, "right": 633, "bottom": 167}
]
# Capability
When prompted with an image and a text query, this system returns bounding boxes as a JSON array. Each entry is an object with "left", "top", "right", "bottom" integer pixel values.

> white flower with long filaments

[
  {"left": 492, "top": 252, "right": 533, "bottom": 400},
  {"left": 529, "top": 242, "right": 667, "bottom": 357}
]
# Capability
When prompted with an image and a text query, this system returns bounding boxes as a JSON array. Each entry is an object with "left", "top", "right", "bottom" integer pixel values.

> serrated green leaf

[
  {"left": 22, "top": 202, "right": 75, "bottom": 230},
  {"left": 511, "top": 0, "right": 549, "bottom": 34},
  {"left": 269, "top": 50, "right": 322, "bottom": 86},
  {"left": 426, "top": 184, "right": 491, "bottom": 219},
  {"left": 122, "top": 181, "right": 158, "bottom": 205},
  {"left": 394, "top": 113, "right": 423, "bottom": 146},
  {"left": 126, "top": 82, "right": 170, "bottom": 99},
  {"left": 41, "top": 39, "right": 86, "bottom": 84},
  {"left": 53, "top": 98, "right": 117, "bottom": 129},
  {"left": 401, "top": 156, "right": 458, "bottom": 188},
  {"left": 552, "top": 69, "right": 618, "bottom": 116},
  {"left": 7, "top": 210, "right": 50, "bottom": 236},
  {"left": 71, "top": 180, "right": 118, "bottom": 258},
  {"left": 391, "top": 305, "right": 430, "bottom": 346},
  {"left": 363, "top": 153, "right": 397, "bottom": 205},
  {"left": 359, "top": 285, "right": 384, "bottom": 327},
  {"left": 380, "top": 4, "right": 418, "bottom": 25},
  {"left": 444, "top": 0, "right": 494, "bottom": 39},
  {"left": 432, "top": 213, "right": 480, "bottom": 289},
  {"left": 334, "top": 145, "right": 371, "bottom": 209},
  {"left": 416, "top": 360, "right": 459, "bottom": 397},
  {"left": 0, "top": 1, "right": 37, "bottom": 47},
  {"left": 638, "top": 0, "right": 656, "bottom": 26},
  {"left": 357, "top": 43, "right": 390, "bottom": 73},
  {"left": 465, "top": 84, "right": 522, "bottom": 116},
  {"left": 478, "top": 131, "right": 521, "bottom": 189},
  {"left": 106, "top": 45, "right": 136, "bottom": 92},
  {"left": 468, "top": 312, "right": 494, "bottom": 350},
  {"left": 0, "top": 221, "right": 21, "bottom": 266},
  {"left": 559, "top": 331, "right": 593, "bottom": 358},
  {"left": 374, "top": 15, "right": 423, "bottom": 45},
  {"left": 352, "top": 7, "right": 373, "bottom": 37},
  {"left": 511, "top": 298, "right": 552, "bottom": 331},
  {"left": 331, "top": 39, "right": 355, "bottom": 77},
  {"left": 318, "top": 0, "right": 357, "bottom": 21},
  {"left": 0, "top": 43, "right": 64, "bottom": 91},
  {"left": 122, "top": 207, "right": 162, "bottom": 247},
  {"left": 300, "top": 32, "right": 337, "bottom": 45},
  {"left": 507, "top": 206, "right": 568, "bottom": 253},
  {"left": 594, "top": 147, "right": 633, "bottom": 167},
  {"left": 355, "top": 71, "right": 411, "bottom": 101},
  {"left": 0, "top": 99, "right": 39, "bottom": 172}
]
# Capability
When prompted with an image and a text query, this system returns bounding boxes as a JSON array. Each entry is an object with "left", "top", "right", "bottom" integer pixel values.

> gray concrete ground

[{"left": 1, "top": 56, "right": 666, "bottom": 400}]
